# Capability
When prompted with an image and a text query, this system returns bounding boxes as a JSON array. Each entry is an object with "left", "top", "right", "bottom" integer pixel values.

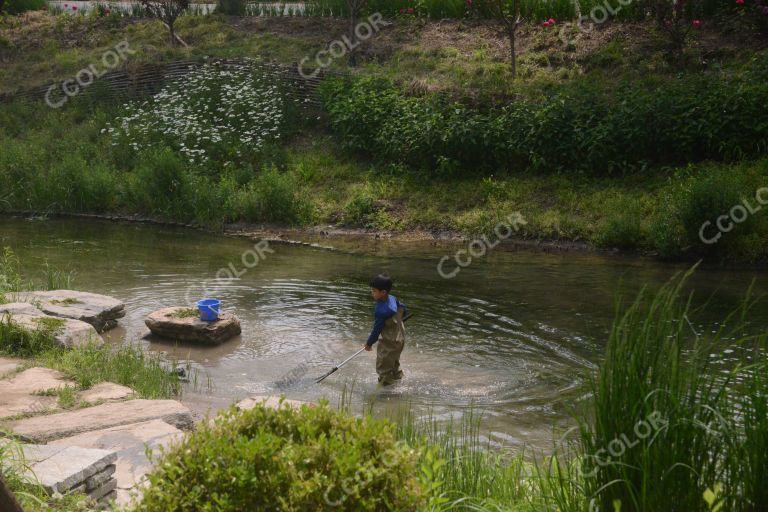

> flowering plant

[{"left": 105, "top": 60, "right": 285, "bottom": 167}]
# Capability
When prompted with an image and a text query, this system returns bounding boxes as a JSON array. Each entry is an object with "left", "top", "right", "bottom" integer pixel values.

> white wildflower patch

[{"left": 106, "top": 60, "right": 285, "bottom": 165}]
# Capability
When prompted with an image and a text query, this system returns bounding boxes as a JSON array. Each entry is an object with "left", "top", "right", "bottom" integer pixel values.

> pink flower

[
  {"left": 466, "top": 0, "right": 473, "bottom": 6},
  {"left": 692, "top": 19, "right": 701, "bottom": 27},
  {"left": 736, "top": 0, "right": 745, "bottom": 5},
  {"left": 407, "top": 7, "right": 414, "bottom": 13},
  {"left": 72, "top": 4, "right": 77, "bottom": 9}
]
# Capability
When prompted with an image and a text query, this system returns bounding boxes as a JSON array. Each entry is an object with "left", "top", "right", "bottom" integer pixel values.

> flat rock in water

[
  {"left": 51, "top": 418, "right": 185, "bottom": 505},
  {"left": 79, "top": 382, "right": 134, "bottom": 403},
  {"left": 19, "top": 290, "right": 126, "bottom": 333},
  {"left": 6, "top": 399, "right": 194, "bottom": 442},
  {"left": 0, "top": 367, "right": 76, "bottom": 419},
  {"left": 5, "top": 312, "right": 102, "bottom": 349},
  {"left": 145, "top": 307, "right": 241, "bottom": 344},
  {"left": 0, "top": 302, "right": 43, "bottom": 316}
]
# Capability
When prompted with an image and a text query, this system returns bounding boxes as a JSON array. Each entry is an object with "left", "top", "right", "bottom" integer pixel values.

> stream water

[{"left": 2, "top": 216, "right": 767, "bottom": 449}]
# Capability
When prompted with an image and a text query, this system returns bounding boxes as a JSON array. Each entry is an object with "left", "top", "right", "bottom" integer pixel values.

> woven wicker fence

[{"left": 0, "top": 58, "right": 333, "bottom": 110}]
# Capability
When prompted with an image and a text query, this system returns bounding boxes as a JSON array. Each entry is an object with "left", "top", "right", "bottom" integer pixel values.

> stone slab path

[
  {"left": 0, "top": 367, "right": 75, "bottom": 419},
  {"left": 18, "top": 443, "right": 118, "bottom": 499},
  {"left": 7, "top": 399, "right": 194, "bottom": 443},
  {"left": 0, "top": 360, "right": 194, "bottom": 508},
  {"left": 51, "top": 419, "right": 185, "bottom": 507}
]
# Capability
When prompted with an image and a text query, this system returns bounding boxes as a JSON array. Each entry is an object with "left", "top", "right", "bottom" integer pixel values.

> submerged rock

[
  {"left": 145, "top": 307, "right": 241, "bottom": 345},
  {"left": 25, "top": 290, "right": 126, "bottom": 333}
]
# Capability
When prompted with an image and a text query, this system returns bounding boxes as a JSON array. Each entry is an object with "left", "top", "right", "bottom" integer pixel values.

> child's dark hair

[{"left": 369, "top": 274, "right": 393, "bottom": 292}]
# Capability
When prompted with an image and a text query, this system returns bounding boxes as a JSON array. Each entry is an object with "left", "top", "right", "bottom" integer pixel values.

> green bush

[
  {"left": 321, "top": 58, "right": 768, "bottom": 176},
  {"left": 4, "top": 0, "right": 45, "bottom": 14},
  {"left": 649, "top": 160, "right": 768, "bottom": 260},
  {"left": 595, "top": 198, "right": 644, "bottom": 249},
  {"left": 234, "top": 166, "right": 314, "bottom": 224},
  {"left": 135, "top": 401, "right": 427, "bottom": 511},
  {"left": 127, "top": 148, "right": 191, "bottom": 219}
]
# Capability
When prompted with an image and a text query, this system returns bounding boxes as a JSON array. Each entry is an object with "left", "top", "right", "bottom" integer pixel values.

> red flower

[
  {"left": 466, "top": 0, "right": 473, "bottom": 6},
  {"left": 736, "top": 0, "right": 745, "bottom": 5},
  {"left": 72, "top": 5, "right": 77, "bottom": 10},
  {"left": 692, "top": 19, "right": 701, "bottom": 27},
  {"left": 407, "top": 7, "right": 414, "bottom": 13}
]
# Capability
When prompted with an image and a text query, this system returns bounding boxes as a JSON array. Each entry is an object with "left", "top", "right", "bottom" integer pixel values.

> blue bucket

[{"left": 196, "top": 299, "right": 221, "bottom": 322}]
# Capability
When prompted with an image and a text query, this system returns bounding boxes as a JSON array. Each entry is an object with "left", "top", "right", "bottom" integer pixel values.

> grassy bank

[
  {"left": 2, "top": 94, "right": 768, "bottom": 261},
  {"left": 2, "top": 13, "right": 768, "bottom": 263}
]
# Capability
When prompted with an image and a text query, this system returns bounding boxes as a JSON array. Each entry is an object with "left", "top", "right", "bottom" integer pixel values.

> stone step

[
  {"left": 6, "top": 399, "right": 194, "bottom": 443},
  {"left": 50, "top": 418, "right": 185, "bottom": 507},
  {"left": 0, "top": 356, "right": 24, "bottom": 378},
  {"left": 0, "top": 367, "right": 76, "bottom": 419},
  {"left": 14, "top": 444, "right": 117, "bottom": 496}
]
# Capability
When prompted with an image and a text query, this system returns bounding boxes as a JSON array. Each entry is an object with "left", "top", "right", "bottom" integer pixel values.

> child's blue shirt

[{"left": 366, "top": 295, "right": 407, "bottom": 346}]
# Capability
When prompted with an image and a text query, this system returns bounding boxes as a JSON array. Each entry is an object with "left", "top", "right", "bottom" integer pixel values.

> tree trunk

[
  {"left": 508, "top": 28, "right": 517, "bottom": 78},
  {"left": 0, "top": 475, "right": 24, "bottom": 512},
  {"left": 348, "top": 11, "right": 359, "bottom": 67},
  {"left": 169, "top": 22, "right": 177, "bottom": 47}
]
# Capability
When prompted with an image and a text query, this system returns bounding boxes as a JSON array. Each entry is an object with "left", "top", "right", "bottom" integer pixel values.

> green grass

[{"left": 170, "top": 308, "right": 199, "bottom": 319}]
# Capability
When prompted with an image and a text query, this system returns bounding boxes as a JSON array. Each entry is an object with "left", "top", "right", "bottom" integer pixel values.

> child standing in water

[{"left": 363, "top": 274, "right": 407, "bottom": 386}]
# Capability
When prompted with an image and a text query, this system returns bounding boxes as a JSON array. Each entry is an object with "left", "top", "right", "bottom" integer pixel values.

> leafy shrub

[
  {"left": 4, "top": 0, "right": 45, "bottom": 14},
  {"left": 233, "top": 166, "right": 314, "bottom": 224},
  {"left": 134, "top": 401, "right": 427, "bottom": 511},
  {"left": 342, "top": 187, "right": 377, "bottom": 226},
  {"left": 127, "top": 147, "right": 191, "bottom": 218},
  {"left": 595, "top": 198, "right": 644, "bottom": 249},
  {"left": 321, "top": 58, "right": 768, "bottom": 175},
  {"left": 650, "top": 160, "right": 768, "bottom": 260},
  {"left": 216, "top": 0, "right": 246, "bottom": 15}
]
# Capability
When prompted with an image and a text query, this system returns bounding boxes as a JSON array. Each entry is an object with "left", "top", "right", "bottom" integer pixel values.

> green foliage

[
  {"left": 595, "top": 198, "right": 643, "bottom": 249},
  {"left": 649, "top": 160, "right": 768, "bottom": 260},
  {"left": 321, "top": 59, "right": 768, "bottom": 175},
  {"left": 574, "top": 270, "right": 768, "bottom": 512},
  {"left": 233, "top": 166, "right": 314, "bottom": 224},
  {"left": 4, "top": 0, "right": 45, "bottom": 14},
  {"left": 134, "top": 401, "right": 427, "bottom": 511},
  {"left": 216, "top": 0, "right": 246, "bottom": 15}
]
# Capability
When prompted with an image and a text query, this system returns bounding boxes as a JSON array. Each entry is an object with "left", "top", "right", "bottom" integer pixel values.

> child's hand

[{"left": 363, "top": 344, "right": 373, "bottom": 352}]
